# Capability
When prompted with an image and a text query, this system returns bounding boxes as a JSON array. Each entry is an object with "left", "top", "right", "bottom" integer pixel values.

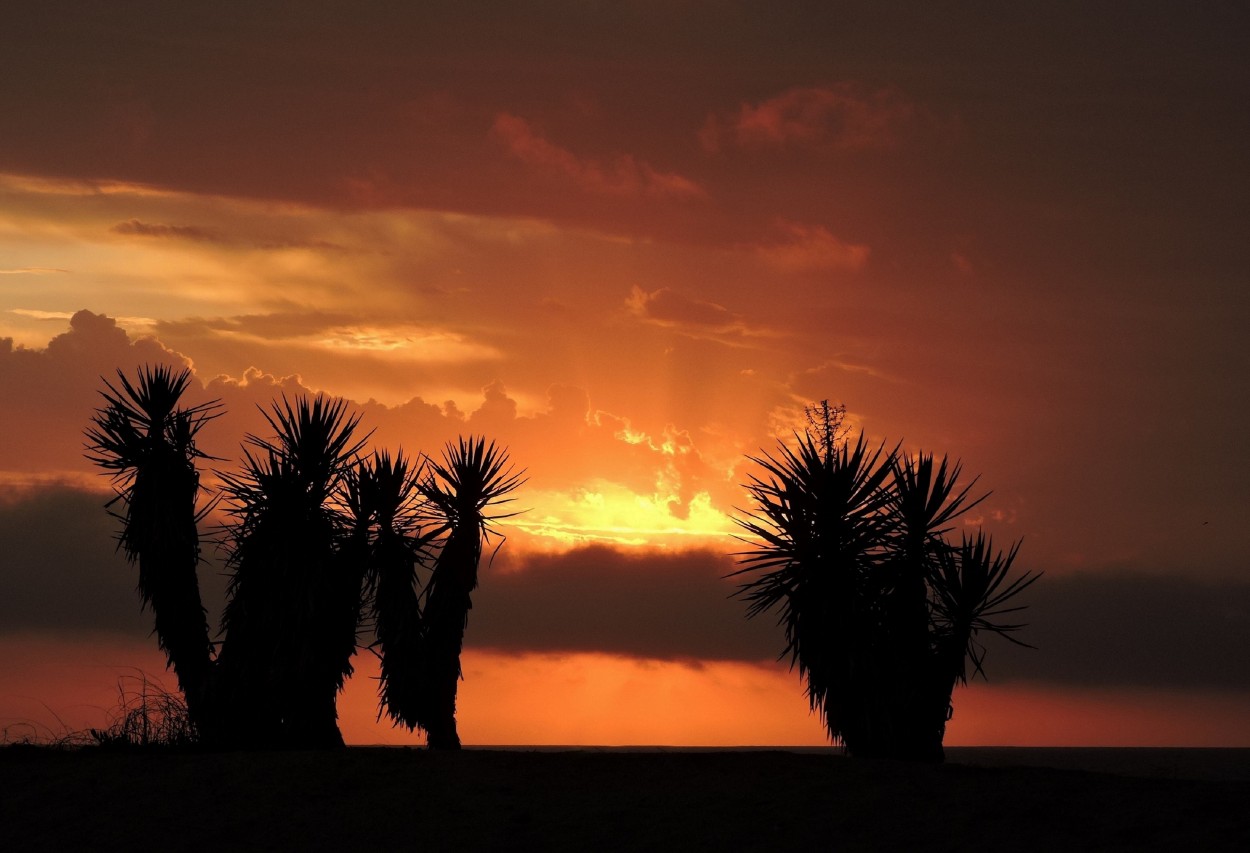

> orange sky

[{"left": 2, "top": 3, "right": 1249, "bottom": 747}]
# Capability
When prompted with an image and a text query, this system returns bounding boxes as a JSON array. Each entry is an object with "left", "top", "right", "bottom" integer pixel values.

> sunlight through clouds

[
  {"left": 509, "top": 484, "right": 737, "bottom": 550},
  {"left": 2, "top": 1, "right": 1248, "bottom": 749}
]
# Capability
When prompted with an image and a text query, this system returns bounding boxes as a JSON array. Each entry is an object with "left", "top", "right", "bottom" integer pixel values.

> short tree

[{"left": 732, "top": 402, "right": 1038, "bottom": 761}]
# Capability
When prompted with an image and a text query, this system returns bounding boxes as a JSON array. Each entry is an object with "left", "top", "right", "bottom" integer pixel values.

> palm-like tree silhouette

[
  {"left": 413, "top": 437, "right": 524, "bottom": 749},
  {"left": 215, "top": 395, "right": 368, "bottom": 748},
  {"left": 347, "top": 450, "right": 433, "bottom": 731},
  {"left": 89, "top": 370, "right": 524, "bottom": 750},
  {"left": 85, "top": 366, "right": 220, "bottom": 734},
  {"left": 732, "top": 402, "right": 1038, "bottom": 761}
]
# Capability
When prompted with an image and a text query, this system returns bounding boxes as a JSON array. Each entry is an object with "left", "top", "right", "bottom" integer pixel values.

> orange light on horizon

[
  {"left": 6, "top": 637, "right": 1250, "bottom": 749},
  {"left": 337, "top": 650, "right": 830, "bottom": 747}
]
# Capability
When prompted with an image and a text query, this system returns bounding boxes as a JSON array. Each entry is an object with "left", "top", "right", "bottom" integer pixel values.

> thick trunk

[
  {"left": 416, "top": 528, "right": 478, "bottom": 750},
  {"left": 135, "top": 462, "right": 216, "bottom": 740},
  {"left": 375, "top": 538, "right": 425, "bottom": 729}
]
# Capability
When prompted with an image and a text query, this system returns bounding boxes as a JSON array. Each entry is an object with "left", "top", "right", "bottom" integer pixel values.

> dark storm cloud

[
  {"left": 473, "top": 547, "right": 1250, "bottom": 691},
  {"left": 469, "top": 545, "right": 777, "bottom": 662},
  {"left": 5, "top": 479, "right": 1250, "bottom": 694},
  {"left": 980, "top": 570, "right": 1250, "bottom": 691},
  {"left": 0, "top": 485, "right": 148, "bottom": 638}
]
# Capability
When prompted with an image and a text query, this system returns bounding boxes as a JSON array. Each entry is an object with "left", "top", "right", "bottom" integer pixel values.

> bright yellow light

[{"left": 508, "top": 482, "right": 737, "bottom": 549}]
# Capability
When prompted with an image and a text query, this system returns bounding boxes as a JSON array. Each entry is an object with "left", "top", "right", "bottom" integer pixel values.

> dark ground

[{"left": 2, "top": 747, "right": 1247, "bottom": 851}]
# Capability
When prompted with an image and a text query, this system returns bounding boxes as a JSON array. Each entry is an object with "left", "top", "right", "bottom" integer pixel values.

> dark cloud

[
  {"left": 4, "top": 477, "right": 1250, "bottom": 695},
  {"left": 472, "top": 547, "right": 1250, "bottom": 692},
  {"left": 4, "top": 0, "right": 1233, "bottom": 254},
  {"left": 982, "top": 570, "right": 1250, "bottom": 690},
  {"left": 0, "top": 483, "right": 230, "bottom": 640},
  {"left": 701, "top": 84, "right": 929, "bottom": 154},
  {"left": 470, "top": 545, "right": 776, "bottom": 662},
  {"left": 492, "top": 112, "right": 703, "bottom": 198},
  {"left": 0, "top": 484, "right": 153, "bottom": 638}
]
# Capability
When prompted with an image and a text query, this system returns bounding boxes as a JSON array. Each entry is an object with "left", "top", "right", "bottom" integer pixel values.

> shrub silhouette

[
  {"left": 87, "top": 367, "right": 521, "bottom": 749},
  {"left": 214, "top": 396, "right": 368, "bottom": 748},
  {"left": 732, "top": 402, "right": 1038, "bottom": 762},
  {"left": 85, "top": 366, "right": 220, "bottom": 737}
]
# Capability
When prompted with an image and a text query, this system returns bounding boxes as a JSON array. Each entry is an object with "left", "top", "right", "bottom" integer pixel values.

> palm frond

[
  {"left": 930, "top": 533, "right": 1041, "bottom": 681},
  {"left": 888, "top": 452, "right": 988, "bottom": 550}
]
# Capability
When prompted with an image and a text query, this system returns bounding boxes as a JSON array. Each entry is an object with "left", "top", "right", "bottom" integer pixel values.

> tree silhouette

[
  {"left": 732, "top": 401, "right": 1038, "bottom": 762},
  {"left": 214, "top": 396, "right": 369, "bottom": 748},
  {"left": 85, "top": 366, "right": 220, "bottom": 736},
  {"left": 348, "top": 450, "right": 432, "bottom": 731},
  {"left": 88, "top": 371, "right": 524, "bottom": 750},
  {"left": 412, "top": 438, "right": 524, "bottom": 749}
]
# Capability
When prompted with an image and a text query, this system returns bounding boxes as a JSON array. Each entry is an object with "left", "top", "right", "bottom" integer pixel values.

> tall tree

[
  {"left": 413, "top": 437, "right": 523, "bottom": 749},
  {"left": 85, "top": 366, "right": 220, "bottom": 735},
  {"left": 215, "top": 395, "right": 368, "bottom": 748},
  {"left": 732, "top": 401, "right": 1038, "bottom": 761}
]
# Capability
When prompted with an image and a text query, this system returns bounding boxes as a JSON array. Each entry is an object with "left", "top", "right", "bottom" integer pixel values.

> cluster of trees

[
  {"left": 732, "top": 402, "right": 1039, "bottom": 763},
  {"left": 86, "top": 365, "right": 521, "bottom": 749},
  {"left": 88, "top": 369, "right": 1033, "bottom": 763}
]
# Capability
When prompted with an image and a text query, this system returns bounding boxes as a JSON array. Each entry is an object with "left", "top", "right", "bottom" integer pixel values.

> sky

[{"left": 2, "top": 2, "right": 1248, "bottom": 747}]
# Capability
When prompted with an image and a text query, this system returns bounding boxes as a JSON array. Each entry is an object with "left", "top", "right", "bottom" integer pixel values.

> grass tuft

[{"left": 1, "top": 670, "right": 199, "bottom": 752}]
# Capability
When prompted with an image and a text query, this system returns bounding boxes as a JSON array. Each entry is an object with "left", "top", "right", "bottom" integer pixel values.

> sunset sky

[{"left": 2, "top": 2, "right": 1248, "bottom": 747}]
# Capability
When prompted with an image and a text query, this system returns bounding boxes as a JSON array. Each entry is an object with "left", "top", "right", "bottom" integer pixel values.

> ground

[{"left": 2, "top": 748, "right": 1248, "bottom": 851}]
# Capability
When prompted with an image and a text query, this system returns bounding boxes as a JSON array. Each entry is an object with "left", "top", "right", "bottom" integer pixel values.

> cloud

[
  {"left": 753, "top": 221, "right": 869, "bottom": 272},
  {"left": 0, "top": 310, "right": 191, "bottom": 476},
  {"left": 154, "top": 312, "right": 505, "bottom": 376},
  {"left": 469, "top": 545, "right": 776, "bottom": 662},
  {"left": 971, "top": 570, "right": 1250, "bottom": 690},
  {"left": 0, "top": 312, "right": 745, "bottom": 546},
  {"left": 472, "top": 552, "right": 1250, "bottom": 691},
  {"left": 492, "top": 112, "right": 704, "bottom": 198},
  {"left": 7, "top": 467, "right": 1250, "bottom": 695},
  {"left": 110, "top": 219, "right": 223, "bottom": 243},
  {"left": 703, "top": 84, "right": 923, "bottom": 153},
  {"left": 628, "top": 286, "right": 741, "bottom": 330},
  {"left": 110, "top": 219, "right": 352, "bottom": 253},
  {"left": 626, "top": 286, "right": 774, "bottom": 348},
  {"left": 0, "top": 484, "right": 164, "bottom": 638}
]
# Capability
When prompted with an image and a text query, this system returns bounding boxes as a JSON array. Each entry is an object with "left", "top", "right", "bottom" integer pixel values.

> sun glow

[{"left": 509, "top": 483, "right": 737, "bottom": 549}]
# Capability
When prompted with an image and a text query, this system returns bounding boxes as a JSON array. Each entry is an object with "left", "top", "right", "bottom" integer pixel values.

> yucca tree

[
  {"left": 413, "top": 437, "right": 523, "bottom": 749},
  {"left": 215, "top": 395, "right": 368, "bottom": 748},
  {"left": 731, "top": 430, "right": 895, "bottom": 754},
  {"left": 882, "top": 452, "right": 987, "bottom": 761},
  {"left": 85, "top": 366, "right": 220, "bottom": 735},
  {"left": 733, "top": 401, "right": 1038, "bottom": 761},
  {"left": 346, "top": 450, "right": 434, "bottom": 730},
  {"left": 927, "top": 532, "right": 1034, "bottom": 745}
]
